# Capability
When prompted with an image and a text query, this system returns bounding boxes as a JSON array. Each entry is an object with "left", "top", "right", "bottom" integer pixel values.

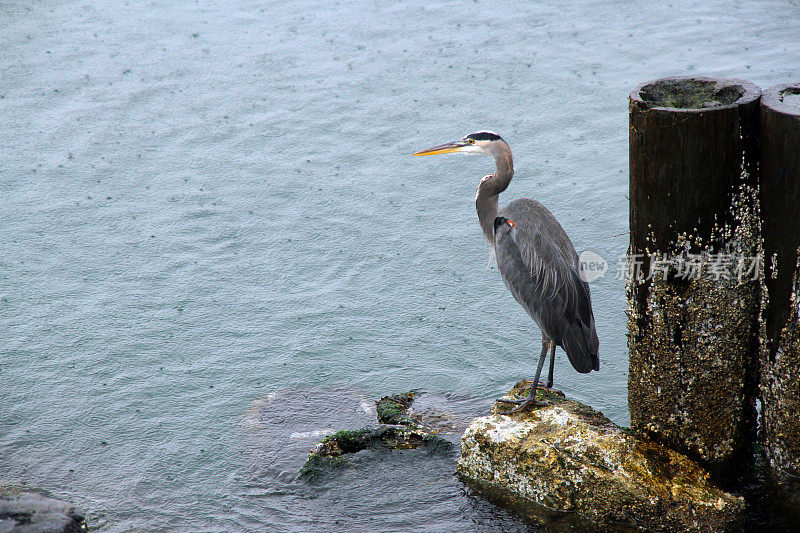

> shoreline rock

[
  {"left": 0, "top": 485, "right": 87, "bottom": 533},
  {"left": 457, "top": 382, "right": 744, "bottom": 532}
]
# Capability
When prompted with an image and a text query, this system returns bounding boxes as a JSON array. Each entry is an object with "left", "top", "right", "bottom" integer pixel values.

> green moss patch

[
  {"left": 299, "top": 396, "right": 454, "bottom": 479},
  {"left": 376, "top": 391, "right": 420, "bottom": 426},
  {"left": 639, "top": 79, "right": 744, "bottom": 109}
]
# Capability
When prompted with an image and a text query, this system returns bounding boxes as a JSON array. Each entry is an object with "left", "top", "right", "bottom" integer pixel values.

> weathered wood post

[
  {"left": 627, "top": 76, "right": 761, "bottom": 479},
  {"left": 759, "top": 84, "right": 800, "bottom": 501}
]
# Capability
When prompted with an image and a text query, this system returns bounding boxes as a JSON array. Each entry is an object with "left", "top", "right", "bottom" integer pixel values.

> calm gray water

[{"left": 2, "top": 0, "right": 799, "bottom": 530}]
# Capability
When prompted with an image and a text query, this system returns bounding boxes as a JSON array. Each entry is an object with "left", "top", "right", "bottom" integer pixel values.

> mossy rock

[
  {"left": 298, "top": 452, "right": 348, "bottom": 478},
  {"left": 458, "top": 381, "right": 745, "bottom": 532},
  {"left": 299, "top": 426, "right": 452, "bottom": 478},
  {"left": 375, "top": 392, "right": 420, "bottom": 426}
]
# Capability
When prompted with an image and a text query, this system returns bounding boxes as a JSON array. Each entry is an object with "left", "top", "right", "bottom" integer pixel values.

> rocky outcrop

[
  {"left": 0, "top": 485, "right": 87, "bottom": 533},
  {"left": 376, "top": 392, "right": 419, "bottom": 426},
  {"left": 300, "top": 392, "right": 453, "bottom": 478},
  {"left": 457, "top": 382, "right": 745, "bottom": 532}
]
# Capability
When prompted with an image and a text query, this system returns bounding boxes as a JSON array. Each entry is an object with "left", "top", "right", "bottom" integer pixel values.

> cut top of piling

[
  {"left": 762, "top": 84, "right": 800, "bottom": 116},
  {"left": 630, "top": 76, "right": 761, "bottom": 112}
]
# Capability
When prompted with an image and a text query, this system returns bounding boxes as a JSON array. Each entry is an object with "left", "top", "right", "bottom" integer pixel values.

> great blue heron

[{"left": 413, "top": 131, "right": 599, "bottom": 412}]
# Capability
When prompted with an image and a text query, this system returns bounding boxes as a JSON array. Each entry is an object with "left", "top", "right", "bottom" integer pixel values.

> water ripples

[{"left": 3, "top": 0, "right": 800, "bottom": 530}]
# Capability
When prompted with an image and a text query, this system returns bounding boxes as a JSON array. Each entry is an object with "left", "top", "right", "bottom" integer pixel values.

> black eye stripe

[{"left": 467, "top": 131, "right": 502, "bottom": 141}]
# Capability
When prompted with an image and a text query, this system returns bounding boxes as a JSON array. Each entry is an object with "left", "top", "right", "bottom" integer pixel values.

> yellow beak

[{"left": 412, "top": 140, "right": 467, "bottom": 156}]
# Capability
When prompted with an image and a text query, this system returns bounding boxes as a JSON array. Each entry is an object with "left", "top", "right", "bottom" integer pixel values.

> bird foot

[
  {"left": 496, "top": 396, "right": 546, "bottom": 406},
  {"left": 517, "top": 380, "right": 553, "bottom": 392},
  {"left": 496, "top": 394, "right": 547, "bottom": 413},
  {"left": 495, "top": 388, "right": 548, "bottom": 413}
]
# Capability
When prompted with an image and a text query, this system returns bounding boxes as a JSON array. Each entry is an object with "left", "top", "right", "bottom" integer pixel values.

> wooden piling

[
  {"left": 759, "top": 84, "right": 800, "bottom": 498},
  {"left": 627, "top": 76, "right": 761, "bottom": 479}
]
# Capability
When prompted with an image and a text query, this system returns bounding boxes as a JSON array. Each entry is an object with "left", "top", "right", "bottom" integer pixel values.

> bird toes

[
  {"left": 516, "top": 380, "right": 551, "bottom": 392},
  {"left": 496, "top": 397, "right": 527, "bottom": 405},
  {"left": 495, "top": 386, "right": 548, "bottom": 414},
  {"left": 496, "top": 397, "right": 547, "bottom": 414}
]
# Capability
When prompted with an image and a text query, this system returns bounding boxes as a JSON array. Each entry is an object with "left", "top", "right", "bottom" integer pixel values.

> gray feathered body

[{"left": 494, "top": 199, "right": 599, "bottom": 373}]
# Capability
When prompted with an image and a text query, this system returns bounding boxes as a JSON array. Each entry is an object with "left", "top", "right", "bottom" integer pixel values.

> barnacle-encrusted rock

[{"left": 457, "top": 382, "right": 744, "bottom": 532}]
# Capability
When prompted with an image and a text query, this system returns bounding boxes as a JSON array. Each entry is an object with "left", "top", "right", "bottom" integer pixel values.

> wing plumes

[
  {"left": 562, "top": 319, "right": 600, "bottom": 373},
  {"left": 515, "top": 230, "right": 579, "bottom": 322},
  {"left": 532, "top": 263, "right": 599, "bottom": 374},
  {"left": 494, "top": 199, "right": 599, "bottom": 374}
]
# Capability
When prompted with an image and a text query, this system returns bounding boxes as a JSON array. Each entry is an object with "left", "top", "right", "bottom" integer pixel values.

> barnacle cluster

[{"left": 627, "top": 156, "right": 761, "bottom": 477}]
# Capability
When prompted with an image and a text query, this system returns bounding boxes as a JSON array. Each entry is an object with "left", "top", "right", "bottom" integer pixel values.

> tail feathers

[{"left": 560, "top": 321, "right": 599, "bottom": 374}]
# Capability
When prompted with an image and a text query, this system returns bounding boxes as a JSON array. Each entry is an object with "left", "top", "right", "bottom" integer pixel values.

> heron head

[{"left": 413, "top": 131, "right": 507, "bottom": 158}]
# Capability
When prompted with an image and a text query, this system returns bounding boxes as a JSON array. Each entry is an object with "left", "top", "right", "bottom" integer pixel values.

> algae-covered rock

[
  {"left": 376, "top": 392, "right": 420, "bottom": 426},
  {"left": 457, "top": 382, "right": 744, "bottom": 532},
  {"left": 300, "top": 426, "right": 453, "bottom": 478},
  {"left": 300, "top": 392, "right": 454, "bottom": 478}
]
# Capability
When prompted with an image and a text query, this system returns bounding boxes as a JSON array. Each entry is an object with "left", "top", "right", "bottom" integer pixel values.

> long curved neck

[{"left": 476, "top": 143, "right": 514, "bottom": 241}]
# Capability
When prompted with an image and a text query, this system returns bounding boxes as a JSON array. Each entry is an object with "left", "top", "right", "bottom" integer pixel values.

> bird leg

[
  {"left": 546, "top": 340, "right": 556, "bottom": 389},
  {"left": 518, "top": 338, "right": 554, "bottom": 392},
  {"left": 497, "top": 341, "right": 549, "bottom": 412}
]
